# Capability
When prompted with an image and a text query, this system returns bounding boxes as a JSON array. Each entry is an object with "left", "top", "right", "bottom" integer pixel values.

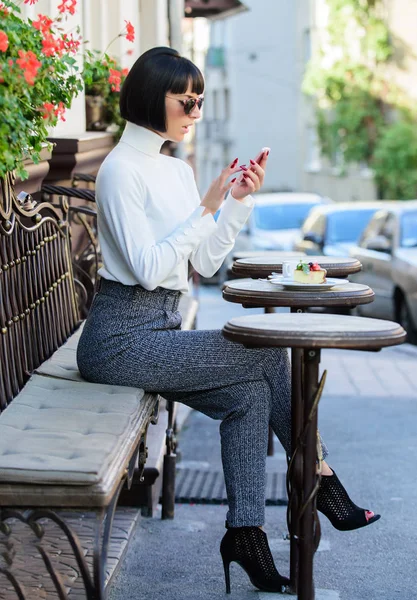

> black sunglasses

[{"left": 167, "top": 95, "right": 204, "bottom": 115}]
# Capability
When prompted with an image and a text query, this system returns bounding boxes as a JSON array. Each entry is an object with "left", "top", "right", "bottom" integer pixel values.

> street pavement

[{"left": 109, "top": 285, "right": 417, "bottom": 600}]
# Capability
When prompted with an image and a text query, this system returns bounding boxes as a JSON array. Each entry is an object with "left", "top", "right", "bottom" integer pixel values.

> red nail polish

[
  {"left": 231, "top": 177, "right": 236, "bottom": 183},
  {"left": 243, "top": 173, "right": 249, "bottom": 178},
  {"left": 231, "top": 158, "right": 238, "bottom": 167},
  {"left": 266, "top": 150, "right": 270, "bottom": 156},
  {"left": 250, "top": 159, "right": 256, "bottom": 165},
  {"left": 239, "top": 165, "right": 248, "bottom": 171}
]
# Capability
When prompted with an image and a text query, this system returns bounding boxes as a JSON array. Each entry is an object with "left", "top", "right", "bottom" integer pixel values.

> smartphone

[{"left": 253, "top": 147, "right": 270, "bottom": 164}]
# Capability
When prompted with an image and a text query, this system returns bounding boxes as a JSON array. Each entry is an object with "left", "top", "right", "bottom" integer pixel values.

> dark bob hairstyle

[{"left": 120, "top": 47, "right": 204, "bottom": 132}]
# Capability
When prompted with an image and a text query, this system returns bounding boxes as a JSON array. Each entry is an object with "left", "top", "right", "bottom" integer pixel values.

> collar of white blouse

[{"left": 120, "top": 121, "right": 165, "bottom": 158}]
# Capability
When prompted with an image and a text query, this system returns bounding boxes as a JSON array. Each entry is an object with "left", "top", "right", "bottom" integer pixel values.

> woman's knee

[
  {"left": 222, "top": 378, "right": 272, "bottom": 421},
  {"left": 258, "top": 346, "right": 290, "bottom": 375}
]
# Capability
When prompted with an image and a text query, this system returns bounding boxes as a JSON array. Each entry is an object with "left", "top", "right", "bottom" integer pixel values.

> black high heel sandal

[
  {"left": 220, "top": 525, "right": 290, "bottom": 594},
  {"left": 317, "top": 470, "right": 381, "bottom": 531}
]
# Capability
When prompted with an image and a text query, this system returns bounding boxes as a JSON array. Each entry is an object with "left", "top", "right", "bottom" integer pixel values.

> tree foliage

[
  {"left": 373, "top": 120, "right": 417, "bottom": 199},
  {"left": 303, "top": 0, "right": 417, "bottom": 199}
]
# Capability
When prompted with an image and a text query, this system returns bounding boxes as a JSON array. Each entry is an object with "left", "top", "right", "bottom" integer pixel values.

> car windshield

[
  {"left": 253, "top": 203, "right": 318, "bottom": 230},
  {"left": 326, "top": 209, "right": 377, "bottom": 244},
  {"left": 400, "top": 211, "right": 417, "bottom": 247}
]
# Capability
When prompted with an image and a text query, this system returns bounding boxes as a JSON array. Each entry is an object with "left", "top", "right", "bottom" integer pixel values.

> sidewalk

[{"left": 108, "top": 287, "right": 417, "bottom": 600}]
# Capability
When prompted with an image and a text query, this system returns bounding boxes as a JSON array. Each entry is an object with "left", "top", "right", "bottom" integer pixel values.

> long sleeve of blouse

[
  {"left": 187, "top": 171, "right": 254, "bottom": 277},
  {"left": 96, "top": 122, "right": 254, "bottom": 293}
]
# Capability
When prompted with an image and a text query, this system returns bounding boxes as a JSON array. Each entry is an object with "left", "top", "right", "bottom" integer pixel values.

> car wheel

[{"left": 396, "top": 294, "right": 417, "bottom": 344}]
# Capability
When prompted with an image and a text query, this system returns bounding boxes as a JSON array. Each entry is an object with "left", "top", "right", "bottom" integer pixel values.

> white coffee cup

[{"left": 282, "top": 260, "right": 299, "bottom": 280}]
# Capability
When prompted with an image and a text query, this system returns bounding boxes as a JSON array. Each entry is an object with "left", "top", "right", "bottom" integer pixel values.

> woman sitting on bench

[{"left": 77, "top": 47, "right": 379, "bottom": 595}]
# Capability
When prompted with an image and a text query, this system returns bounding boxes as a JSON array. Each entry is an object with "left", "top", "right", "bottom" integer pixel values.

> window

[
  {"left": 326, "top": 208, "right": 378, "bottom": 244},
  {"left": 302, "top": 210, "right": 325, "bottom": 237},
  {"left": 310, "top": 215, "right": 326, "bottom": 238},
  {"left": 358, "top": 211, "right": 396, "bottom": 252},
  {"left": 380, "top": 213, "right": 396, "bottom": 242},
  {"left": 224, "top": 88, "right": 230, "bottom": 121},
  {"left": 212, "top": 89, "right": 218, "bottom": 120},
  {"left": 206, "top": 46, "right": 225, "bottom": 68},
  {"left": 400, "top": 210, "right": 417, "bottom": 248},
  {"left": 359, "top": 211, "right": 388, "bottom": 247},
  {"left": 253, "top": 203, "right": 319, "bottom": 231}
]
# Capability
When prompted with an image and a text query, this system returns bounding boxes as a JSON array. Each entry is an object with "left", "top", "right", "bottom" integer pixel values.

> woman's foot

[
  {"left": 220, "top": 526, "right": 290, "bottom": 594},
  {"left": 317, "top": 469, "right": 380, "bottom": 531}
]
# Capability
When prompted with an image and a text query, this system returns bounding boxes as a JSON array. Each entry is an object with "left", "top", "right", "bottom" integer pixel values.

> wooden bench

[
  {"left": 41, "top": 182, "right": 199, "bottom": 519},
  {"left": 0, "top": 173, "right": 197, "bottom": 598}
]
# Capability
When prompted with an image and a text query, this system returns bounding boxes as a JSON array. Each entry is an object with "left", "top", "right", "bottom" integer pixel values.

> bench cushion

[
  {"left": 35, "top": 322, "right": 85, "bottom": 381},
  {"left": 35, "top": 294, "right": 199, "bottom": 381},
  {"left": 0, "top": 374, "right": 149, "bottom": 486}
]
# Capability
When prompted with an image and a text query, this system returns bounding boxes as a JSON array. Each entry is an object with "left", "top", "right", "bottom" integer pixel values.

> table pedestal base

[
  {"left": 288, "top": 348, "right": 325, "bottom": 600},
  {"left": 222, "top": 310, "right": 406, "bottom": 600}
]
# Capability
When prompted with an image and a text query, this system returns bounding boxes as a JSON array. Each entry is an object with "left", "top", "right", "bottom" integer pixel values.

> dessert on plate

[{"left": 293, "top": 261, "right": 327, "bottom": 284}]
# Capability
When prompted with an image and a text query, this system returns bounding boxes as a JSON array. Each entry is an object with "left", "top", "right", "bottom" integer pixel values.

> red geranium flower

[
  {"left": 62, "top": 33, "right": 81, "bottom": 54},
  {"left": 16, "top": 49, "right": 42, "bottom": 85},
  {"left": 40, "top": 102, "right": 55, "bottom": 120},
  {"left": 125, "top": 20, "right": 135, "bottom": 42},
  {"left": 122, "top": 68, "right": 129, "bottom": 77},
  {"left": 32, "top": 14, "right": 53, "bottom": 35},
  {"left": 54, "top": 101, "right": 66, "bottom": 121},
  {"left": 42, "top": 34, "right": 57, "bottom": 56},
  {"left": 57, "top": 0, "right": 77, "bottom": 15},
  {"left": 40, "top": 101, "right": 66, "bottom": 122},
  {"left": 0, "top": 30, "right": 8, "bottom": 52},
  {"left": 108, "top": 68, "right": 122, "bottom": 92},
  {"left": 24, "top": 0, "right": 39, "bottom": 5}
]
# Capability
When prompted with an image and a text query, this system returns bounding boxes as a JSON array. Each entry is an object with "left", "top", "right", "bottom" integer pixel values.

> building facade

[
  {"left": 197, "top": 0, "right": 301, "bottom": 195},
  {"left": 197, "top": 0, "right": 383, "bottom": 201}
]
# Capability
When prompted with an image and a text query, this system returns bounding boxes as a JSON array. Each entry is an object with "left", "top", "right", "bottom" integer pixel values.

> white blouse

[{"left": 96, "top": 122, "right": 254, "bottom": 293}]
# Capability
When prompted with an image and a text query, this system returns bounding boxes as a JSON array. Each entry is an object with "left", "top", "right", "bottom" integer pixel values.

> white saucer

[{"left": 268, "top": 276, "right": 349, "bottom": 292}]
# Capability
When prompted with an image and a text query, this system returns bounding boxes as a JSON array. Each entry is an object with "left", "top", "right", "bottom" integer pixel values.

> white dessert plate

[{"left": 268, "top": 276, "right": 349, "bottom": 291}]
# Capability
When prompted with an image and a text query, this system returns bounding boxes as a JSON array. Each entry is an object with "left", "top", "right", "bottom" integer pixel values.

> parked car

[
  {"left": 248, "top": 192, "right": 331, "bottom": 251},
  {"left": 349, "top": 201, "right": 417, "bottom": 340},
  {"left": 294, "top": 202, "right": 389, "bottom": 256}
]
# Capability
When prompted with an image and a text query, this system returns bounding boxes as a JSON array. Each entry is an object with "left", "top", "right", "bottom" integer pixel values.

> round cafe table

[
  {"left": 222, "top": 313, "right": 406, "bottom": 600},
  {"left": 232, "top": 255, "right": 362, "bottom": 279},
  {"left": 226, "top": 257, "right": 364, "bottom": 458},
  {"left": 232, "top": 250, "right": 305, "bottom": 261},
  {"left": 226, "top": 251, "right": 305, "bottom": 281},
  {"left": 222, "top": 278, "right": 375, "bottom": 595},
  {"left": 222, "top": 278, "right": 374, "bottom": 310}
]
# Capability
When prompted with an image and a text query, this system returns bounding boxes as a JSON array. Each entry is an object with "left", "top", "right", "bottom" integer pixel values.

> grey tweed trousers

[{"left": 77, "top": 279, "right": 327, "bottom": 527}]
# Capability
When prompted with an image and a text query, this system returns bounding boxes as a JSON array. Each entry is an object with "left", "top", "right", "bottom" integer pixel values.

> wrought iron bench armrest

[
  {"left": 72, "top": 173, "right": 97, "bottom": 184},
  {"left": 42, "top": 184, "right": 96, "bottom": 203},
  {"left": 69, "top": 205, "right": 97, "bottom": 218}
]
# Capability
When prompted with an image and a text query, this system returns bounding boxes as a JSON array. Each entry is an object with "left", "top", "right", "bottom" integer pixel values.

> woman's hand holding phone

[
  {"left": 200, "top": 157, "right": 242, "bottom": 216},
  {"left": 230, "top": 147, "right": 270, "bottom": 201},
  {"left": 200, "top": 148, "right": 269, "bottom": 216}
]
